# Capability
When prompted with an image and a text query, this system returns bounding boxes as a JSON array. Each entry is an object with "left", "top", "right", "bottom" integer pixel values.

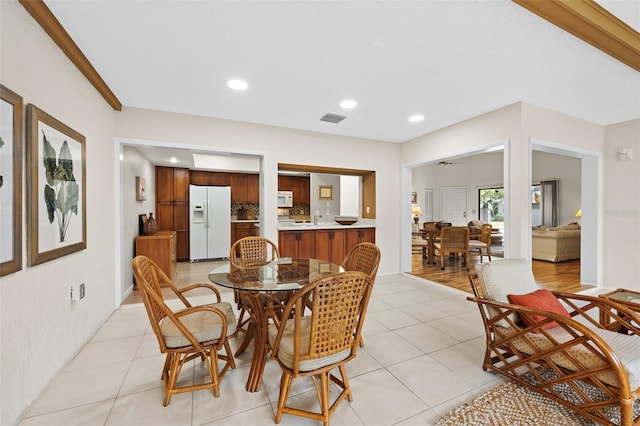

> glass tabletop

[
  {"left": 209, "top": 258, "right": 343, "bottom": 292},
  {"left": 602, "top": 289, "right": 640, "bottom": 305}
]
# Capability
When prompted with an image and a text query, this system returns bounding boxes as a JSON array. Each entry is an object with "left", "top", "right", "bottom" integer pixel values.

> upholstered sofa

[{"left": 531, "top": 223, "right": 580, "bottom": 262}]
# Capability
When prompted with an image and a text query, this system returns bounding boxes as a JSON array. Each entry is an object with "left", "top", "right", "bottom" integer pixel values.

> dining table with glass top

[{"left": 208, "top": 257, "right": 343, "bottom": 392}]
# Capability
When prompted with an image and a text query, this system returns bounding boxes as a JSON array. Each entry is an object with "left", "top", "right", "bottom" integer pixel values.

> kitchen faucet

[{"left": 313, "top": 211, "right": 322, "bottom": 225}]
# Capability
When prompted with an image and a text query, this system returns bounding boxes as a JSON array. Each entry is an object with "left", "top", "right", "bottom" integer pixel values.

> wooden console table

[{"left": 135, "top": 231, "right": 177, "bottom": 284}]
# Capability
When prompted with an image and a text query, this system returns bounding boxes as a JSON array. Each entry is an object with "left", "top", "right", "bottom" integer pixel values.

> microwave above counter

[{"left": 277, "top": 191, "right": 293, "bottom": 207}]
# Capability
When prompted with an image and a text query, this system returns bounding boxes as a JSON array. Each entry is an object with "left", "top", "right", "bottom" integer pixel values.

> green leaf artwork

[{"left": 42, "top": 130, "right": 79, "bottom": 242}]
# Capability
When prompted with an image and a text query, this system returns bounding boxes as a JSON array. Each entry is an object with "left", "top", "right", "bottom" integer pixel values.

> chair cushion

[
  {"left": 507, "top": 289, "right": 571, "bottom": 331},
  {"left": 475, "top": 259, "right": 538, "bottom": 326},
  {"left": 504, "top": 325, "right": 640, "bottom": 389},
  {"left": 161, "top": 302, "right": 236, "bottom": 348},
  {"left": 268, "top": 317, "right": 351, "bottom": 372},
  {"left": 475, "top": 259, "right": 538, "bottom": 303}
]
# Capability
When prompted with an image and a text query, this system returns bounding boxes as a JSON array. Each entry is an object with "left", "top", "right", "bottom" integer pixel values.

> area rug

[
  {"left": 436, "top": 380, "right": 591, "bottom": 426},
  {"left": 436, "top": 369, "right": 640, "bottom": 426}
]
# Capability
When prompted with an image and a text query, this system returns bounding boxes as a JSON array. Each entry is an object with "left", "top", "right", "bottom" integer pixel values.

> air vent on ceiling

[{"left": 320, "top": 113, "right": 347, "bottom": 124}]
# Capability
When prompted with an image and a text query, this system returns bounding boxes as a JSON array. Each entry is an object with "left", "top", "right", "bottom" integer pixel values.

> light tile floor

[{"left": 19, "top": 272, "right": 506, "bottom": 426}]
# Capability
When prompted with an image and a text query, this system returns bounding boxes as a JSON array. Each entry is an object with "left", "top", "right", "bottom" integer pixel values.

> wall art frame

[
  {"left": 0, "top": 85, "right": 24, "bottom": 276},
  {"left": 135, "top": 176, "right": 146, "bottom": 201},
  {"left": 318, "top": 185, "right": 333, "bottom": 200},
  {"left": 26, "top": 104, "right": 86, "bottom": 266}
]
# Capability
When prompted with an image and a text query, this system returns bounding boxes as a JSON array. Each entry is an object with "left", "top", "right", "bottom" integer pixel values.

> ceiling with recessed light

[{"left": 42, "top": 0, "right": 639, "bottom": 144}]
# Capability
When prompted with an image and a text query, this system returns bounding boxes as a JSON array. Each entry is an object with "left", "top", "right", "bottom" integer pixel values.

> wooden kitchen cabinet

[
  {"left": 231, "top": 173, "right": 259, "bottom": 204},
  {"left": 190, "top": 170, "right": 231, "bottom": 186},
  {"left": 278, "top": 230, "right": 316, "bottom": 258},
  {"left": 135, "top": 231, "right": 176, "bottom": 284},
  {"left": 315, "top": 229, "right": 346, "bottom": 264},
  {"left": 278, "top": 175, "right": 309, "bottom": 205},
  {"left": 278, "top": 175, "right": 293, "bottom": 191},
  {"left": 155, "top": 166, "right": 190, "bottom": 261},
  {"left": 231, "top": 221, "right": 258, "bottom": 244},
  {"left": 345, "top": 227, "right": 376, "bottom": 253},
  {"left": 293, "top": 176, "right": 310, "bottom": 205},
  {"left": 246, "top": 174, "right": 259, "bottom": 204}
]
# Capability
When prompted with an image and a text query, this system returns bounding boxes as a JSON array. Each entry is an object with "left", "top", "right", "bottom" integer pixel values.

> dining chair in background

[
  {"left": 268, "top": 271, "right": 373, "bottom": 426},
  {"left": 468, "top": 223, "right": 492, "bottom": 262},
  {"left": 433, "top": 226, "right": 470, "bottom": 270},
  {"left": 131, "top": 256, "right": 236, "bottom": 406},
  {"left": 229, "top": 236, "right": 282, "bottom": 355},
  {"left": 229, "top": 237, "right": 280, "bottom": 329}
]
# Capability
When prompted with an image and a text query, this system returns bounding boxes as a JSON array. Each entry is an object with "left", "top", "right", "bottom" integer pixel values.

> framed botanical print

[
  {"left": 26, "top": 104, "right": 86, "bottom": 266},
  {"left": 0, "top": 85, "right": 23, "bottom": 276}
]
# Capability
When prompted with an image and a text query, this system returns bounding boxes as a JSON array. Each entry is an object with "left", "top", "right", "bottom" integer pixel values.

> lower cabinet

[
  {"left": 135, "top": 231, "right": 177, "bottom": 284},
  {"left": 231, "top": 222, "right": 258, "bottom": 245},
  {"left": 346, "top": 227, "right": 375, "bottom": 250},
  {"left": 278, "top": 230, "right": 316, "bottom": 258},
  {"left": 315, "top": 229, "right": 346, "bottom": 264},
  {"left": 279, "top": 227, "right": 375, "bottom": 263}
]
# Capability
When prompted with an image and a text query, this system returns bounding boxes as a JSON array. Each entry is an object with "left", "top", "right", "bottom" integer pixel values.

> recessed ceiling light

[
  {"left": 340, "top": 100, "right": 357, "bottom": 109},
  {"left": 408, "top": 115, "right": 424, "bottom": 123},
  {"left": 227, "top": 79, "right": 248, "bottom": 90},
  {"left": 169, "top": 156, "right": 178, "bottom": 163}
]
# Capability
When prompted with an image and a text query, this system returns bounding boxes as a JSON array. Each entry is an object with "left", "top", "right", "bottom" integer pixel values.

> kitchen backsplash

[
  {"left": 289, "top": 204, "right": 310, "bottom": 215},
  {"left": 231, "top": 203, "right": 259, "bottom": 218}
]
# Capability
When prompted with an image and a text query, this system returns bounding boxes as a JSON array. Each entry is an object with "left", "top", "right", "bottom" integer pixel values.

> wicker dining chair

[
  {"left": 229, "top": 236, "right": 281, "bottom": 352},
  {"left": 433, "top": 226, "right": 470, "bottom": 270},
  {"left": 268, "top": 271, "right": 373, "bottom": 426},
  {"left": 468, "top": 223, "right": 492, "bottom": 262},
  {"left": 131, "top": 256, "right": 236, "bottom": 406},
  {"left": 341, "top": 242, "right": 381, "bottom": 347}
]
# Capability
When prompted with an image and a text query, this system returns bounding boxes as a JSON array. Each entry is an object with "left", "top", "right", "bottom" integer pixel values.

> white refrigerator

[{"left": 189, "top": 185, "right": 231, "bottom": 261}]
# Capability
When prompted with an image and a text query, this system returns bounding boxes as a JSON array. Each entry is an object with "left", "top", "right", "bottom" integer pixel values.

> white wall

[
  {"left": 121, "top": 146, "right": 156, "bottom": 295},
  {"left": 603, "top": 119, "right": 640, "bottom": 291},
  {"left": 311, "top": 173, "right": 341, "bottom": 218},
  {"left": 1, "top": 3, "right": 117, "bottom": 424}
]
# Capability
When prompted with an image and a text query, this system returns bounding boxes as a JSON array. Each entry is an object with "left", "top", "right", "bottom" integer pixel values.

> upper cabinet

[
  {"left": 190, "top": 170, "right": 231, "bottom": 186},
  {"left": 231, "top": 173, "right": 259, "bottom": 204},
  {"left": 278, "top": 175, "right": 310, "bottom": 205}
]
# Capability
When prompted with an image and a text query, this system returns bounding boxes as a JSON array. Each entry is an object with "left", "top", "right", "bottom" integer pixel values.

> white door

[{"left": 441, "top": 187, "right": 468, "bottom": 225}]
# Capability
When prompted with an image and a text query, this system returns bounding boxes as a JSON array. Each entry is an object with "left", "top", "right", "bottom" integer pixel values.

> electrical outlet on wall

[{"left": 79, "top": 283, "right": 86, "bottom": 299}]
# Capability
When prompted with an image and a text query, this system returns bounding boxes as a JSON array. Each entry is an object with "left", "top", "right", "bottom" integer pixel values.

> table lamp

[{"left": 411, "top": 205, "right": 423, "bottom": 225}]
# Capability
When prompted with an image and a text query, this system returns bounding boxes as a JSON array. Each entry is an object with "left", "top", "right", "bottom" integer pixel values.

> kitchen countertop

[
  {"left": 278, "top": 219, "right": 376, "bottom": 231},
  {"left": 231, "top": 219, "right": 259, "bottom": 223}
]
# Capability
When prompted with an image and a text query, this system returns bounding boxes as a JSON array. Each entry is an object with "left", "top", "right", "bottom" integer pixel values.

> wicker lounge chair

[{"left": 468, "top": 259, "right": 640, "bottom": 425}]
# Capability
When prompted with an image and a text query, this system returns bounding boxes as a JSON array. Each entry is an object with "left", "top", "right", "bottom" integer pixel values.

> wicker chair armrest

[
  {"left": 551, "top": 291, "right": 640, "bottom": 335},
  {"left": 177, "top": 283, "right": 223, "bottom": 303}
]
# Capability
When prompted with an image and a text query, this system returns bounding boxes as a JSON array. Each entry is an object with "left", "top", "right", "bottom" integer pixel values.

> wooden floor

[{"left": 410, "top": 252, "right": 591, "bottom": 294}]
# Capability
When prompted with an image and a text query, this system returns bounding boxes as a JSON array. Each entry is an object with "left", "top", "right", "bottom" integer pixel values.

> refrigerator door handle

[{"left": 205, "top": 200, "right": 209, "bottom": 228}]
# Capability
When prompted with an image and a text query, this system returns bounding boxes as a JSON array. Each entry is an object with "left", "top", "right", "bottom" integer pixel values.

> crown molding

[
  {"left": 19, "top": 0, "right": 122, "bottom": 110},
  {"left": 513, "top": 0, "right": 640, "bottom": 72}
]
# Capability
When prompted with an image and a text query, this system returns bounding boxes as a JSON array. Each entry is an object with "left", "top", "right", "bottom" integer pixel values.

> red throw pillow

[{"left": 507, "top": 289, "right": 570, "bottom": 331}]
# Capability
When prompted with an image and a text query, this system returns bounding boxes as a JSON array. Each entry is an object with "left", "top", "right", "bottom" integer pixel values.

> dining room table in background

[{"left": 208, "top": 257, "right": 343, "bottom": 392}]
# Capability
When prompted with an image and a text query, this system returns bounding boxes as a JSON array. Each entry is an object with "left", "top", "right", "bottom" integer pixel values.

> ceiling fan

[{"left": 438, "top": 161, "right": 454, "bottom": 167}]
